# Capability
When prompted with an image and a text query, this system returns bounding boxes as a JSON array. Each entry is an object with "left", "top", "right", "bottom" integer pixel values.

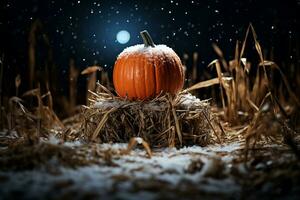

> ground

[{"left": 0, "top": 133, "right": 299, "bottom": 200}]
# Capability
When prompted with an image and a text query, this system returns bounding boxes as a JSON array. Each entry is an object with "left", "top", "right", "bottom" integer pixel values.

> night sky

[{"left": 1, "top": 0, "right": 300, "bottom": 96}]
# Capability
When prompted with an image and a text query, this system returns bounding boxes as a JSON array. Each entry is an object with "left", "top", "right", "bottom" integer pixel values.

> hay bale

[{"left": 81, "top": 90, "right": 211, "bottom": 148}]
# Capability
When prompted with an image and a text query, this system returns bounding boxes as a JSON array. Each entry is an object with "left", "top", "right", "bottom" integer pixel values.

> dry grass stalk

[
  {"left": 81, "top": 83, "right": 211, "bottom": 148},
  {"left": 208, "top": 59, "right": 226, "bottom": 112},
  {"left": 81, "top": 65, "right": 103, "bottom": 105},
  {"left": 69, "top": 59, "right": 79, "bottom": 113},
  {"left": 91, "top": 107, "right": 117, "bottom": 141},
  {"left": 0, "top": 54, "right": 3, "bottom": 130},
  {"left": 180, "top": 24, "right": 300, "bottom": 158},
  {"left": 182, "top": 53, "right": 189, "bottom": 87},
  {"left": 100, "top": 71, "right": 111, "bottom": 90},
  {"left": 95, "top": 81, "right": 114, "bottom": 97},
  {"left": 202, "top": 111, "right": 222, "bottom": 144},
  {"left": 5, "top": 91, "right": 65, "bottom": 145},
  {"left": 125, "top": 137, "right": 152, "bottom": 158},
  {"left": 243, "top": 25, "right": 299, "bottom": 156},
  {"left": 258, "top": 61, "right": 300, "bottom": 107},
  {"left": 20, "top": 87, "right": 64, "bottom": 133},
  {"left": 183, "top": 77, "right": 219, "bottom": 93},
  {"left": 15, "top": 74, "right": 21, "bottom": 97},
  {"left": 207, "top": 24, "right": 299, "bottom": 125},
  {"left": 192, "top": 53, "right": 198, "bottom": 80},
  {"left": 44, "top": 82, "right": 53, "bottom": 110},
  {"left": 81, "top": 66, "right": 102, "bottom": 75},
  {"left": 28, "top": 20, "right": 42, "bottom": 89}
]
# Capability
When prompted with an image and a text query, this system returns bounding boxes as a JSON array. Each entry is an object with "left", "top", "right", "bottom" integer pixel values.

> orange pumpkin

[{"left": 113, "top": 30, "right": 184, "bottom": 100}]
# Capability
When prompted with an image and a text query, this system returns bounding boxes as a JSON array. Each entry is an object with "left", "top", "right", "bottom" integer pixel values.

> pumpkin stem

[{"left": 140, "top": 30, "right": 155, "bottom": 47}]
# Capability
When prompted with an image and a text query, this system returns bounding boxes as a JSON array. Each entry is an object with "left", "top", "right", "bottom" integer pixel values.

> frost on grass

[
  {"left": 0, "top": 139, "right": 243, "bottom": 199},
  {"left": 1, "top": 131, "right": 299, "bottom": 199}
]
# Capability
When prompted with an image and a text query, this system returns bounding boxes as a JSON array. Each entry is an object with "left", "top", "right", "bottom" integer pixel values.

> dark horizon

[{"left": 1, "top": 0, "right": 299, "bottom": 99}]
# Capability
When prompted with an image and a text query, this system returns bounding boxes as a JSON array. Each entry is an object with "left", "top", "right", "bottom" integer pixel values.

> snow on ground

[{"left": 0, "top": 139, "right": 244, "bottom": 199}]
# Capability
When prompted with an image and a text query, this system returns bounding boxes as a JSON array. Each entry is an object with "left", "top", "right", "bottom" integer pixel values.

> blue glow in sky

[{"left": 2, "top": 0, "right": 299, "bottom": 73}]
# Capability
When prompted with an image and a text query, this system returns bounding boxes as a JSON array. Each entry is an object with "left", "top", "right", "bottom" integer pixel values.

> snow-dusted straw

[{"left": 81, "top": 82, "right": 212, "bottom": 148}]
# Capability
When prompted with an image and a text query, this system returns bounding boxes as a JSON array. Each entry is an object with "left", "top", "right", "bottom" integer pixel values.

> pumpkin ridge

[
  {"left": 154, "top": 56, "right": 160, "bottom": 95},
  {"left": 130, "top": 57, "right": 137, "bottom": 99},
  {"left": 150, "top": 55, "right": 157, "bottom": 98},
  {"left": 132, "top": 56, "right": 145, "bottom": 98},
  {"left": 122, "top": 55, "right": 130, "bottom": 98},
  {"left": 142, "top": 57, "right": 148, "bottom": 99},
  {"left": 142, "top": 53, "right": 155, "bottom": 99},
  {"left": 119, "top": 58, "right": 127, "bottom": 96},
  {"left": 113, "top": 59, "right": 121, "bottom": 96},
  {"left": 112, "top": 61, "right": 117, "bottom": 94},
  {"left": 162, "top": 51, "right": 172, "bottom": 93}
]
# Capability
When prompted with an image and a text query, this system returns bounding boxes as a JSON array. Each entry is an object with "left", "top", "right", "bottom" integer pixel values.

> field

[{"left": 0, "top": 24, "right": 299, "bottom": 199}]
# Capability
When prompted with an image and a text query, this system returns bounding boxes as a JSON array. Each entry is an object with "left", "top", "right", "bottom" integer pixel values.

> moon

[{"left": 116, "top": 30, "right": 130, "bottom": 44}]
